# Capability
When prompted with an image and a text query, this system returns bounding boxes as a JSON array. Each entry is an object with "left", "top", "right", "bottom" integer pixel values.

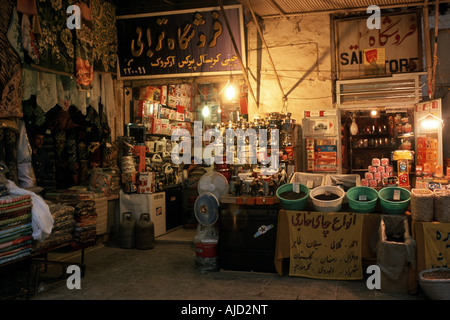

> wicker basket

[
  {"left": 410, "top": 189, "right": 434, "bottom": 222},
  {"left": 434, "top": 189, "right": 450, "bottom": 223}
]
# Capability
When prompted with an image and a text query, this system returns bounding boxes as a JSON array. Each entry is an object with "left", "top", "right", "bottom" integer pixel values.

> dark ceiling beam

[{"left": 242, "top": 0, "right": 450, "bottom": 19}]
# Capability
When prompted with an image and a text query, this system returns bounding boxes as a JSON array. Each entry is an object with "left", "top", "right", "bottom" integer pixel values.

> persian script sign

[
  {"left": 116, "top": 5, "right": 244, "bottom": 79},
  {"left": 335, "top": 11, "right": 422, "bottom": 79},
  {"left": 423, "top": 222, "right": 450, "bottom": 269},
  {"left": 288, "top": 211, "right": 364, "bottom": 280}
]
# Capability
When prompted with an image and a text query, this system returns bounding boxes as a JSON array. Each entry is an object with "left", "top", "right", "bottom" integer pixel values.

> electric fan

[
  {"left": 193, "top": 172, "right": 228, "bottom": 271},
  {"left": 194, "top": 172, "right": 228, "bottom": 229},
  {"left": 197, "top": 171, "right": 228, "bottom": 202}
]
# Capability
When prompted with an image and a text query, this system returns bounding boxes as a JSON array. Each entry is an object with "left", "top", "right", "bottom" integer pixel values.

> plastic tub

[
  {"left": 276, "top": 183, "right": 310, "bottom": 211},
  {"left": 310, "top": 186, "right": 346, "bottom": 212},
  {"left": 347, "top": 186, "right": 379, "bottom": 213},
  {"left": 378, "top": 187, "right": 411, "bottom": 215}
]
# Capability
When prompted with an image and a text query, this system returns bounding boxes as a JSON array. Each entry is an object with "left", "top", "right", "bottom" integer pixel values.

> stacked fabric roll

[
  {"left": 0, "top": 195, "right": 33, "bottom": 265},
  {"left": 72, "top": 201, "right": 97, "bottom": 244},
  {"left": 32, "top": 202, "right": 75, "bottom": 253}
]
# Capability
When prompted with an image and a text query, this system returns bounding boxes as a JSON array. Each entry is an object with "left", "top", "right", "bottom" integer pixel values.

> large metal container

[{"left": 136, "top": 213, "right": 155, "bottom": 250}]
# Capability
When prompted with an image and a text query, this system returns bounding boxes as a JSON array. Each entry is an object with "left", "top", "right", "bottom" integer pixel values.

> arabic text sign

[
  {"left": 116, "top": 5, "right": 244, "bottom": 78},
  {"left": 288, "top": 211, "right": 364, "bottom": 280},
  {"left": 423, "top": 222, "right": 450, "bottom": 269},
  {"left": 335, "top": 11, "right": 422, "bottom": 79}
]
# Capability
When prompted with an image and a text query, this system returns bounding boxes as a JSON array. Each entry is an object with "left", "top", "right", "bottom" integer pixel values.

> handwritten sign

[
  {"left": 116, "top": 5, "right": 244, "bottom": 79},
  {"left": 335, "top": 11, "right": 422, "bottom": 79},
  {"left": 423, "top": 222, "right": 450, "bottom": 269},
  {"left": 287, "top": 211, "right": 364, "bottom": 280}
]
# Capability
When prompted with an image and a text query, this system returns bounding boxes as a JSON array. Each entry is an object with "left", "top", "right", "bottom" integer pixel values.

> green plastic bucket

[
  {"left": 276, "top": 183, "right": 310, "bottom": 211},
  {"left": 347, "top": 186, "right": 379, "bottom": 213},
  {"left": 378, "top": 187, "right": 411, "bottom": 215}
]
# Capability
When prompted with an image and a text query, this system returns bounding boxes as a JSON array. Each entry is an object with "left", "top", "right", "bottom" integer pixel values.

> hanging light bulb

[
  {"left": 225, "top": 83, "right": 236, "bottom": 101},
  {"left": 350, "top": 113, "right": 358, "bottom": 135},
  {"left": 202, "top": 105, "right": 210, "bottom": 118}
]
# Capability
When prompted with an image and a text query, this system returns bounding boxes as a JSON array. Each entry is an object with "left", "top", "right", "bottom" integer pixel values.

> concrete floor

[{"left": 27, "top": 226, "right": 428, "bottom": 301}]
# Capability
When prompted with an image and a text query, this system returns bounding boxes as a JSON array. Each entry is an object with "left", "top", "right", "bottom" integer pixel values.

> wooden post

[
  {"left": 431, "top": 0, "right": 440, "bottom": 99},
  {"left": 423, "top": 0, "right": 433, "bottom": 98},
  {"left": 218, "top": 0, "right": 259, "bottom": 109},
  {"left": 246, "top": 0, "right": 287, "bottom": 104}
]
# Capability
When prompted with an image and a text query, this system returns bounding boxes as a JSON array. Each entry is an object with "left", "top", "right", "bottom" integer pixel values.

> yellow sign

[
  {"left": 288, "top": 211, "right": 364, "bottom": 280},
  {"left": 423, "top": 222, "right": 450, "bottom": 269}
]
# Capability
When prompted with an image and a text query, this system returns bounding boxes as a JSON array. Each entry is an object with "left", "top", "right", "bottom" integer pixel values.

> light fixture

[
  {"left": 350, "top": 113, "right": 358, "bottom": 135},
  {"left": 202, "top": 105, "right": 210, "bottom": 118},
  {"left": 418, "top": 113, "right": 443, "bottom": 130},
  {"left": 225, "top": 82, "right": 236, "bottom": 101},
  {"left": 370, "top": 110, "right": 378, "bottom": 117}
]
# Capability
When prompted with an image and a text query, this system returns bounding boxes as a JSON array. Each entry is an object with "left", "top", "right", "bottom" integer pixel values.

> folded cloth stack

[
  {"left": 72, "top": 201, "right": 97, "bottom": 244},
  {"left": 0, "top": 195, "right": 33, "bottom": 265},
  {"left": 32, "top": 202, "right": 75, "bottom": 253},
  {"left": 45, "top": 189, "right": 95, "bottom": 202}
]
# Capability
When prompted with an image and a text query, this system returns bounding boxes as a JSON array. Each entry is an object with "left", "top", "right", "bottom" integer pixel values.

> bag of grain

[
  {"left": 434, "top": 189, "right": 450, "bottom": 223},
  {"left": 411, "top": 189, "right": 434, "bottom": 222}
]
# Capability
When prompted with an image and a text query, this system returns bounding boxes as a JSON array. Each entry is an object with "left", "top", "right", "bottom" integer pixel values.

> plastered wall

[{"left": 246, "top": 14, "right": 334, "bottom": 122}]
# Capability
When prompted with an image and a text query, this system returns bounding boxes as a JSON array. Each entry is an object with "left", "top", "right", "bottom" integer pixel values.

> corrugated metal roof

[{"left": 238, "top": 0, "right": 434, "bottom": 18}]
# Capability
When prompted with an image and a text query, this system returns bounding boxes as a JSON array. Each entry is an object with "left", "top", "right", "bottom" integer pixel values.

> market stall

[{"left": 0, "top": 0, "right": 449, "bottom": 301}]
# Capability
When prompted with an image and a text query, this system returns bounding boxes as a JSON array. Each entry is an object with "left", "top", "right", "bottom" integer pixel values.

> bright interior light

[
  {"left": 202, "top": 105, "right": 210, "bottom": 117},
  {"left": 225, "top": 84, "right": 236, "bottom": 101},
  {"left": 370, "top": 110, "right": 377, "bottom": 117},
  {"left": 419, "top": 113, "right": 443, "bottom": 131},
  {"left": 421, "top": 118, "right": 440, "bottom": 130},
  {"left": 217, "top": 106, "right": 222, "bottom": 114}
]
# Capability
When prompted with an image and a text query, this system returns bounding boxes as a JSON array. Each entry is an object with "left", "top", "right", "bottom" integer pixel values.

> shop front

[{"left": 0, "top": 0, "right": 449, "bottom": 301}]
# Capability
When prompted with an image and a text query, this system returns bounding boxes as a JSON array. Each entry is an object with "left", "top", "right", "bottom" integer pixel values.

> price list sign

[
  {"left": 423, "top": 222, "right": 450, "bottom": 269},
  {"left": 287, "top": 211, "right": 364, "bottom": 280}
]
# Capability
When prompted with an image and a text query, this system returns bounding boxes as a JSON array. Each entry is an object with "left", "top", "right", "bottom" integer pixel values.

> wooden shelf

[{"left": 351, "top": 146, "right": 395, "bottom": 150}]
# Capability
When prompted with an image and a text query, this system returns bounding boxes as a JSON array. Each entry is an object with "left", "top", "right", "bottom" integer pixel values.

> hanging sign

[
  {"left": 288, "top": 211, "right": 364, "bottom": 280},
  {"left": 116, "top": 5, "right": 245, "bottom": 79},
  {"left": 422, "top": 222, "right": 450, "bottom": 269},
  {"left": 335, "top": 11, "right": 422, "bottom": 79}
]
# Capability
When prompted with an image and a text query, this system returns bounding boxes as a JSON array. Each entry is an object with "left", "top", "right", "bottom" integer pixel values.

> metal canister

[
  {"left": 135, "top": 213, "right": 155, "bottom": 250},
  {"left": 119, "top": 212, "right": 135, "bottom": 249}
]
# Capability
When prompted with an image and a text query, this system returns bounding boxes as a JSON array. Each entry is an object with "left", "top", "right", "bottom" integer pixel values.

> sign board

[
  {"left": 116, "top": 5, "right": 245, "bottom": 79},
  {"left": 422, "top": 222, "right": 450, "bottom": 269},
  {"left": 335, "top": 11, "right": 422, "bottom": 79},
  {"left": 288, "top": 211, "right": 364, "bottom": 280}
]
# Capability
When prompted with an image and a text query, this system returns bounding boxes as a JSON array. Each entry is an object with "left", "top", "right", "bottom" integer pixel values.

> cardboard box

[
  {"left": 380, "top": 266, "right": 411, "bottom": 295},
  {"left": 137, "top": 172, "right": 155, "bottom": 194}
]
